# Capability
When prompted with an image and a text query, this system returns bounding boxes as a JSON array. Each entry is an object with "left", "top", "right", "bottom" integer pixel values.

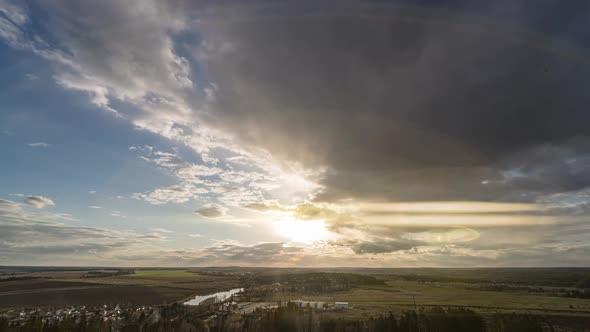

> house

[
  {"left": 311, "top": 302, "right": 325, "bottom": 309},
  {"left": 291, "top": 300, "right": 325, "bottom": 309},
  {"left": 334, "top": 302, "right": 349, "bottom": 309}
]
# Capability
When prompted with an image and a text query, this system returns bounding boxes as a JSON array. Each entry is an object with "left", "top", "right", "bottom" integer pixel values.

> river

[{"left": 183, "top": 288, "right": 243, "bottom": 306}]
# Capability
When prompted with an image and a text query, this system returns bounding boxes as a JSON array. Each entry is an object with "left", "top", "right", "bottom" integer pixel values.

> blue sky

[
  {"left": 0, "top": 36, "right": 281, "bottom": 255},
  {"left": 2, "top": 1, "right": 590, "bottom": 267},
  {"left": 1, "top": 44, "right": 170, "bottom": 222}
]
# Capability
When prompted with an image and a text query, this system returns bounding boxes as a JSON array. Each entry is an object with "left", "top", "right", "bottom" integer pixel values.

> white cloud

[
  {"left": 151, "top": 228, "right": 173, "bottom": 233},
  {"left": 28, "top": 142, "right": 49, "bottom": 148},
  {"left": 130, "top": 146, "right": 274, "bottom": 206},
  {"left": 110, "top": 210, "right": 126, "bottom": 218},
  {"left": 133, "top": 183, "right": 208, "bottom": 205},
  {"left": 0, "top": 0, "right": 28, "bottom": 26},
  {"left": 88, "top": 205, "right": 102, "bottom": 209},
  {"left": 25, "top": 73, "right": 39, "bottom": 80},
  {"left": 0, "top": 0, "right": 28, "bottom": 47},
  {"left": 55, "top": 74, "right": 119, "bottom": 114},
  {"left": 0, "top": 198, "right": 175, "bottom": 264},
  {"left": 23, "top": 195, "right": 55, "bottom": 209},
  {"left": 189, "top": 233, "right": 202, "bottom": 238},
  {"left": 537, "top": 188, "right": 590, "bottom": 209},
  {"left": 1, "top": 0, "right": 318, "bottom": 214},
  {"left": 137, "top": 233, "right": 167, "bottom": 241}
]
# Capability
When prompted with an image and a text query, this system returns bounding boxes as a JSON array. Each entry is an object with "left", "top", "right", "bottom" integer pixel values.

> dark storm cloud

[
  {"left": 195, "top": 204, "right": 226, "bottom": 218},
  {"left": 497, "top": 139, "right": 590, "bottom": 193},
  {"left": 348, "top": 239, "right": 418, "bottom": 255},
  {"left": 197, "top": 4, "right": 590, "bottom": 202},
  {"left": 317, "top": 138, "right": 590, "bottom": 202}
]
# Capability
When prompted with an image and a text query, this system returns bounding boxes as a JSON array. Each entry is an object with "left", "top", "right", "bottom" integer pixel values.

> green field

[
  {"left": 246, "top": 271, "right": 590, "bottom": 320},
  {"left": 129, "top": 269, "right": 198, "bottom": 278},
  {"left": 319, "top": 279, "right": 590, "bottom": 316}
]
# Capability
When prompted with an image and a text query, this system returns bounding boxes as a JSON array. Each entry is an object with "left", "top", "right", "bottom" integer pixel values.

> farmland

[
  {"left": 0, "top": 268, "right": 241, "bottom": 309},
  {"left": 2, "top": 267, "right": 590, "bottom": 330},
  {"left": 128, "top": 269, "right": 199, "bottom": 279},
  {"left": 2, "top": 267, "right": 590, "bottom": 313},
  {"left": 239, "top": 269, "right": 590, "bottom": 318}
]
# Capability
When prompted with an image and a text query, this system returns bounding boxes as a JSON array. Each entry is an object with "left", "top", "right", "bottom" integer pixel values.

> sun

[{"left": 272, "top": 218, "right": 333, "bottom": 244}]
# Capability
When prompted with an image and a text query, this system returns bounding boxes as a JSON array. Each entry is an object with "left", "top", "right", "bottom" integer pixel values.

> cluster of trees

[
  {"left": 473, "top": 284, "right": 550, "bottom": 294},
  {"left": 467, "top": 282, "right": 590, "bottom": 301},
  {"left": 0, "top": 314, "right": 113, "bottom": 332},
  {"left": 247, "top": 272, "right": 383, "bottom": 294},
  {"left": 562, "top": 288, "right": 590, "bottom": 299},
  {"left": 81, "top": 270, "right": 134, "bottom": 279}
]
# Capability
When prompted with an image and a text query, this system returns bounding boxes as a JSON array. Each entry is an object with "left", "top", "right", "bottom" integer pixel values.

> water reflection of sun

[{"left": 272, "top": 218, "right": 333, "bottom": 244}]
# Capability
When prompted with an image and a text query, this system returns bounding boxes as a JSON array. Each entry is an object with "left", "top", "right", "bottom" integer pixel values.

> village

[
  {"left": 290, "top": 300, "right": 349, "bottom": 310},
  {"left": 0, "top": 304, "right": 154, "bottom": 329},
  {"left": 0, "top": 291, "right": 353, "bottom": 330}
]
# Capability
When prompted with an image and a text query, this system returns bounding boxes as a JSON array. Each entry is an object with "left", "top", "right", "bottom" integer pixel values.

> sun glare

[{"left": 272, "top": 218, "right": 333, "bottom": 244}]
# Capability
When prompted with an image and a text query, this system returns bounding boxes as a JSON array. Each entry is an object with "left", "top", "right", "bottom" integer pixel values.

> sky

[{"left": 2, "top": 0, "right": 590, "bottom": 267}]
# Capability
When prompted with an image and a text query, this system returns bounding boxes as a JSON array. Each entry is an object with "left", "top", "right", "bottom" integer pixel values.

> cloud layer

[
  {"left": 3, "top": 1, "right": 590, "bottom": 266},
  {"left": 197, "top": 6, "right": 590, "bottom": 203}
]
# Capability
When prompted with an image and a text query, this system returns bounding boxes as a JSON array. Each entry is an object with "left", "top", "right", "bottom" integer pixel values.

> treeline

[
  {"left": 388, "top": 268, "right": 590, "bottom": 288},
  {"left": 472, "top": 284, "right": 590, "bottom": 300},
  {"left": 81, "top": 270, "right": 134, "bottom": 278},
  {"left": 0, "top": 277, "right": 44, "bottom": 283},
  {"left": 562, "top": 288, "right": 590, "bottom": 299},
  {"left": 219, "top": 305, "right": 551, "bottom": 332},
  {"left": 1, "top": 304, "right": 559, "bottom": 332},
  {"left": 390, "top": 274, "right": 485, "bottom": 285},
  {"left": 245, "top": 272, "right": 383, "bottom": 293}
]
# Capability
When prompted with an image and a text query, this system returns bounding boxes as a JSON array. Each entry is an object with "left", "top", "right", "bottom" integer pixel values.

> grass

[{"left": 261, "top": 278, "right": 590, "bottom": 319}]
